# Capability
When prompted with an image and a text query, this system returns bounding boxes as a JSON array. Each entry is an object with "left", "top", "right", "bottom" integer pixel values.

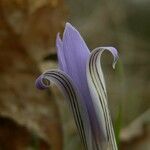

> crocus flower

[{"left": 35, "top": 23, "right": 118, "bottom": 150}]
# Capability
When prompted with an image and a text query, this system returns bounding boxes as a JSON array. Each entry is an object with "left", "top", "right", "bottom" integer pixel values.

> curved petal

[
  {"left": 35, "top": 69, "right": 92, "bottom": 150},
  {"left": 86, "top": 47, "right": 118, "bottom": 150}
]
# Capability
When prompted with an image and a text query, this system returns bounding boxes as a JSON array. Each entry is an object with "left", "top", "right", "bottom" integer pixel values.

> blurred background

[{"left": 0, "top": 0, "right": 149, "bottom": 149}]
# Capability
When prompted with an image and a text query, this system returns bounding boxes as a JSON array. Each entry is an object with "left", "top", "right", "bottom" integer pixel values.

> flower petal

[
  {"left": 62, "top": 24, "right": 108, "bottom": 149},
  {"left": 62, "top": 23, "right": 90, "bottom": 95},
  {"left": 86, "top": 47, "right": 118, "bottom": 150},
  {"left": 56, "top": 33, "right": 67, "bottom": 71},
  {"left": 36, "top": 69, "right": 93, "bottom": 150}
]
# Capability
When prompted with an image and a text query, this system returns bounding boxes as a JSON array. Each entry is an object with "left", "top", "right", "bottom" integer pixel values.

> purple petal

[
  {"left": 35, "top": 75, "right": 50, "bottom": 90},
  {"left": 35, "top": 76, "right": 46, "bottom": 90},
  {"left": 100, "top": 47, "right": 119, "bottom": 69},
  {"left": 61, "top": 23, "right": 90, "bottom": 94},
  {"left": 61, "top": 23, "right": 105, "bottom": 146},
  {"left": 61, "top": 23, "right": 94, "bottom": 124},
  {"left": 56, "top": 33, "right": 67, "bottom": 71}
]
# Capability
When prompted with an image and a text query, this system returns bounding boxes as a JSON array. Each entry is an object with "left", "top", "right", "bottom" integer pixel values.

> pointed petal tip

[
  {"left": 59, "top": 22, "right": 77, "bottom": 44},
  {"left": 112, "top": 58, "right": 118, "bottom": 69},
  {"left": 65, "top": 22, "right": 75, "bottom": 30},
  {"left": 64, "top": 22, "right": 78, "bottom": 36},
  {"left": 56, "top": 32, "right": 60, "bottom": 39},
  {"left": 56, "top": 32, "right": 62, "bottom": 45},
  {"left": 108, "top": 47, "right": 119, "bottom": 69}
]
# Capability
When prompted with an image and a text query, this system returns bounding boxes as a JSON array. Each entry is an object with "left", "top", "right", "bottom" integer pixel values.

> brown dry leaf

[
  {"left": 1, "top": 0, "right": 66, "bottom": 61},
  {"left": 0, "top": 0, "right": 67, "bottom": 149}
]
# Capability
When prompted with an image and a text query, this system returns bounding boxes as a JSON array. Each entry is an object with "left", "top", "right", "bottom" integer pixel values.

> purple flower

[{"left": 35, "top": 23, "right": 118, "bottom": 150}]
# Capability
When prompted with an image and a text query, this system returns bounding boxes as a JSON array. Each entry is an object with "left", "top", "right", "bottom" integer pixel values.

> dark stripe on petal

[
  {"left": 36, "top": 69, "right": 92, "bottom": 150},
  {"left": 45, "top": 71, "right": 87, "bottom": 148},
  {"left": 94, "top": 48, "right": 118, "bottom": 149},
  {"left": 88, "top": 51, "right": 108, "bottom": 149},
  {"left": 87, "top": 47, "right": 118, "bottom": 150}
]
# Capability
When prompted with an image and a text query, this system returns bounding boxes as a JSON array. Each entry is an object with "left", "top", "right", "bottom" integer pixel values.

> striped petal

[
  {"left": 87, "top": 47, "right": 118, "bottom": 150},
  {"left": 35, "top": 23, "right": 119, "bottom": 150},
  {"left": 35, "top": 69, "right": 92, "bottom": 150},
  {"left": 61, "top": 24, "right": 110, "bottom": 149}
]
